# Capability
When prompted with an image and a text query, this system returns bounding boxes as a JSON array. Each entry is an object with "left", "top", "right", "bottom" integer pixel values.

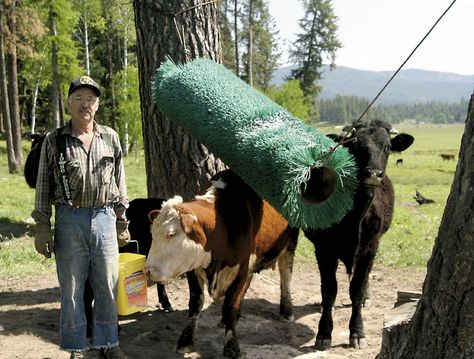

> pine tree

[
  {"left": 289, "top": 0, "right": 340, "bottom": 109},
  {"left": 218, "top": 0, "right": 236, "bottom": 73},
  {"left": 240, "top": 0, "right": 281, "bottom": 89},
  {"left": 72, "top": 0, "right": 105, "bottom": 75}
]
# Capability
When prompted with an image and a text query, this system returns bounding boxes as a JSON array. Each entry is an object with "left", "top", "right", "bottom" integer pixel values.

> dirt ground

[{"left": 0, "top": 262, "right": 426, "bottom": 359}]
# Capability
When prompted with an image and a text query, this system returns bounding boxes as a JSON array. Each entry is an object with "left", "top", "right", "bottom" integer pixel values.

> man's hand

[
  {"left": 35, "top": 222, "right": 54, "bottom": 258},
  {"left": 116, "top": 219, "right": 131, "bottom": 247}
]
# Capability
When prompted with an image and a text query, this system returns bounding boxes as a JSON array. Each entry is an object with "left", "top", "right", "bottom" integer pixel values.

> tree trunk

[
  {"left": 59, "top": 89, "right": 65, "bottom": 126},
  {"left": 49, "top": 7, "right": 60, "bottom": 129},
  {"left": 104, "top": 14, "right": 117, "bottom": 130},
  {"left": 31, "top": 74, "right": 41, "bottom": 134},
  {"left": 132, "top": 0, "right": 226, "bottom": 200},
  {"left": 122, "top": 24, "right": 129, "bottom": 157},
  {"left": 247, "top": 0, "right": 253, "bottom": 86},
  {"left": 377, "top": 93, "right": 474, "bottom": 358},
  {"left": 234, "top": 0, "right": 239, "bottom": 75},
  {"left": 5, "top": 0, "right": 22, "bottom": 169},
  {"left": 107, "top": 43, "right": 117, "bottom": 131},
  {"left": 83, "top": 12, "right": 90, "bottom": 76},
  {"left": 0, "top": 3, "right": 16, "bottom": 173}
]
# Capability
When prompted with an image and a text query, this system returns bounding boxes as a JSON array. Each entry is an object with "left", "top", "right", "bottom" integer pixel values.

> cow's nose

[
  {"left": 143, "top": 267, "right": 151, "bottom": 279},
  {"left": 365, "top": 169, "right": 383, "bottom": 186}
]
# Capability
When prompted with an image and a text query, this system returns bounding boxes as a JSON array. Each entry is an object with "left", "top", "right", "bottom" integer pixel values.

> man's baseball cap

[{"left": 68, "top": 75, "right": 101, "bottom": 97}]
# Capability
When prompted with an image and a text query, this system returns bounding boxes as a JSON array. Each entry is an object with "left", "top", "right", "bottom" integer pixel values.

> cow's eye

[{"left": 166, "top": 230, "right": 175, "bottom": 240}]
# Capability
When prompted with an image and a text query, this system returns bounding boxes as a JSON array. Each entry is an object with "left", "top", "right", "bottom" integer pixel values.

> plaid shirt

[{"left": 32, "top": 121, "right": 128, "bottom": 225}]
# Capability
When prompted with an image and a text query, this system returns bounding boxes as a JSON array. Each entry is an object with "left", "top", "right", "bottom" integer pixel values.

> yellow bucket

[{"left": 116, "top": 252, "right": 148, "bottom": 316}]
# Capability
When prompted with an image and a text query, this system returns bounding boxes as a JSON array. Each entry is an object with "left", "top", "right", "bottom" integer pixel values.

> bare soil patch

[{"left": 0, "top": 262, "right": 425, "bottom": 359}]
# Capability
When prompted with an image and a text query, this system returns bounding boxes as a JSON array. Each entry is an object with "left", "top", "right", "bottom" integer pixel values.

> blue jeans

[{"left": 54, "top": 205, "right": 119, "bottom": 351}]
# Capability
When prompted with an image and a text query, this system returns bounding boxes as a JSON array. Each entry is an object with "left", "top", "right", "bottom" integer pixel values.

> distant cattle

[
  {"left": 396, "top": 158, "right": 403, "bottom": 166},
  {"left": 303, "top": 119, "right": 414, "bottom": 350},
  {"left": 440, "top": 153, "right": 455, "bottom": 161},
  {"left": 414, "top": 190, "right": 435, "bottom": 205},
  {"left": 145, "top": 169, "right": 300, "bottom": 358}
]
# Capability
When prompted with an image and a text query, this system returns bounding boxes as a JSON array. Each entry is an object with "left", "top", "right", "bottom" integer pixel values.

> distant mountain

[{"left": 271, "top": 65, "right": 474, "bottom": 105}]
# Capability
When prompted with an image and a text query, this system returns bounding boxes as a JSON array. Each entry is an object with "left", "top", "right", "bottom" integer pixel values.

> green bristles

[{"left": 153, "top": 58, "right": 357, "bottom": 229}]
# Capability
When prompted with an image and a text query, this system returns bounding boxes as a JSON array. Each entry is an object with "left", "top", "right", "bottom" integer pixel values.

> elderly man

[{"left": 32, "top": 75, "right": 129, "bottom": 359}]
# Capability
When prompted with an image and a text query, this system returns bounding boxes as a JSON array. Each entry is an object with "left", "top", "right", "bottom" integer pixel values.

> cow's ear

[
  {"left": 391, "top": 133, "right": 414, "bottom": 152},
  {"left": 148, "top": 209, "right": 161, "bottom": 223},
  {"left": 180, "top": 213, "right": 196, "bottom": 235},
  {"left": 180, "top": 213, "right": 207, "bottom": 246}
]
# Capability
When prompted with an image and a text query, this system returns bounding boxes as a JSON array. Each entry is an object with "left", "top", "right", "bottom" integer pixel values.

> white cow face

[{"left": 145, "top": 196, "right": 212, "bottom": 283}]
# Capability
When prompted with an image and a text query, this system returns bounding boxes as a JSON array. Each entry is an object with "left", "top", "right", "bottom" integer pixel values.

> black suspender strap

[{"left": 56, "top": 126, "right": 73, "bottom": 205}]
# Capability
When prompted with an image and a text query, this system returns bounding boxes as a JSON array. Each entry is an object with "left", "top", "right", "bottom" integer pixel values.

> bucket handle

[{"left": 126, "top": 239, "right": 140, "bottom": 254}]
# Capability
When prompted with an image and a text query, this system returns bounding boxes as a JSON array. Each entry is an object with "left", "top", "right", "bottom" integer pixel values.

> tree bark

[
  {"left": 0, "top": 3, "right": 16, "bottom": 173},
  {"left": 234, "top": 0, "right": 239, "bottom": 75},
  {"left": 49, "top": 6, "right": 60, "bottom": 129},
  {"left": 5, "top": 0, "right": 22, "bottom": 169},
  {"left": 83, "top": 12, "right": 90, "bottom": 76},
  {"left": 246, "top": 0, "right": 253, "bottom": 86},
  {"left": 377, "top": 93, "right": 474, "bottom": 358},
  {"left": 103, "top": 9, "right": 117, "bottom": 131},
  {"left": 132, "top": 0, "right": 226, "bottom": 200}
]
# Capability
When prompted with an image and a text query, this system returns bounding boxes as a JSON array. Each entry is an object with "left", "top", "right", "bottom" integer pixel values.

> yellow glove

[
  {"left": 116, "top": 219, "right": 130, "bottom": 247},
  {"left": 35, "top": 222, "right": 54, "bottom": 258}
]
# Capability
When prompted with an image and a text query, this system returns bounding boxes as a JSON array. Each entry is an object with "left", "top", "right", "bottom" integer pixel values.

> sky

[{"left": 268, "top": 0, "right": 473, "bottom": 75}]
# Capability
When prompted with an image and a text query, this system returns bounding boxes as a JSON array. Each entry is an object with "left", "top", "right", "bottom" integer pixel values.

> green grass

[{"left": 0, "top": 123, "right": 464, "bottom": 279}]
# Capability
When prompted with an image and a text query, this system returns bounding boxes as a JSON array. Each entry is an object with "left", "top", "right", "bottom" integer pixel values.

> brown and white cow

[{"left": 145, "top": 169, "right": 299, "bottom": 358}]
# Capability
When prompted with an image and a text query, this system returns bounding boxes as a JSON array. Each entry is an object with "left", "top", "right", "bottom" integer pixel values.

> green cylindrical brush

[{"left": 153, "top": 58, "right": 357, "bottom": 229}]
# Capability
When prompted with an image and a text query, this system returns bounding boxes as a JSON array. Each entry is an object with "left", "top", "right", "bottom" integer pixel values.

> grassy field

[{"left": 0, "top": 123, "right": 464, "bottom": 280}]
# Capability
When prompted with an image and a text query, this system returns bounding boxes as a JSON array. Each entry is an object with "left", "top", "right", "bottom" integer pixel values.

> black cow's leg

[
  {"left": 315, "top": 250, "right": 338, "bottom": 350},
  {"left": 348, "top": 253, "right": 374, "bottom": 349},
  {"left": 156, "top": 283, "right": 174, "bottom": 312},
  {"left": 176, "top": 270, "right": 204, "bottom": 353},
  {"left": 84, "top": 277, "right": 94, "bottom": 338}
]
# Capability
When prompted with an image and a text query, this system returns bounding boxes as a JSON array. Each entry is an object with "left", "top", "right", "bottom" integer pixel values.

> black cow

[
  {"left": 121, "top": 197, "right": 173, "bottom": 313},
  {"left": 303, "top": 119, "right": 414, "bottom": 350}
]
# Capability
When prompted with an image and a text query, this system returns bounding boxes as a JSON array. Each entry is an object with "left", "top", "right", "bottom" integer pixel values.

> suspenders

[
  {"left": 56, "top": 127, "right": 72, "bottom": 204},
  {"left": 55, "top": 125, "right": 113, "bottom": 205}
]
